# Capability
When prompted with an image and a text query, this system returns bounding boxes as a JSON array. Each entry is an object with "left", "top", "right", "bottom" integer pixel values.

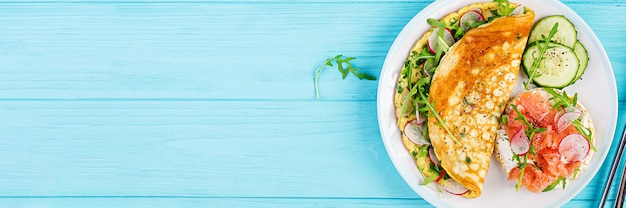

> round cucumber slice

[
  {"left": 528, "top": 15, "right": 578, "bottom": 48},
  {"left": 522, "top": 42, "right": 580, "bottom": 89},
  {"left": 570, "top": 41, "right": 589, "bottom": 84}
]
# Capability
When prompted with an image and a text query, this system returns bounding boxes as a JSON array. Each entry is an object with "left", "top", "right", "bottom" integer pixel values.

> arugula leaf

[
  {"left": 494, "top": 0, "right": 515, "bottom": 16},
  {"left": 544, "top": 88, "right": 597, "bottom": 152},
  {"left": 542, "top": 177, "right": 566, "bottom": 192},
  {"left": 427, "top": 18, "right": 446, "bottom": 28},
  {"left": 511, "top": 104, "right": 546, "bottom": 192},
  {"left": 573, "top": 119, "right": 597, "bottom": 152},
  {"left": 573, "top": 168, "right": 580, "bottom": 179},
  {"left": 436, "top": 36, "right": 450, "bottom": 53},
  {"left": 544, "top": 88, "right": 575, "bottom": 109},
  {"left": 399, "top": 84, "right": 419, "bottom": 123},
  {"left": 421, "top": 171, "right": 440, "bottom": 185},
  {"left": 512, "top": 104, "right": 547, "bottom": 142},
  {"left": 516, "top": 153, "right": 528, "bottom": 192},
  {"left": 314, "top": 54, "right": 377, "bottom": 99},
  {"left": 416, "top": 81, "right": 461, "bottom": 145},
  {"left": 426, "top": 18, "right": 453, "bottom": 67},
  {"left": 403, "top": 47, "right": 435, "bottom": 90},
  {"left": 524, "top": 23, "right": 559, "bottom": 90}
]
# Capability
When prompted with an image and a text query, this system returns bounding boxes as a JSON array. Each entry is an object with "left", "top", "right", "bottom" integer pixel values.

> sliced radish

[
  {"left": 469, "top": 7, "right": 482, "bottom": 14},
  {"left": 510, "top": 5, "right": 525, "bottom": 16},
  {"left": 554, "top": 107, "right": 581, "bottom": 124},
  {"left": 435, "top": 170, "right": 446, "bottom": 183},
  {"left": 557, "top": 111, "right": 582, "bottom": 133},
  {"left": 422, "top": 59, "right": 434, "bottom": 76},
  {"left": 415, "top": 109, "right": 426, "bottom": 125},
  {"left": 553, "top": 111, "right": 562, "bottom": 125},
  {"left": 565, "top": 106, "right": 582, "bottom": 114},
  {"left": 443, "top": 179, "right": 469, "bottom": 195},
  {"left": 459, "top": 11, "right": 484, "bottom": 32},
  {"left": 558, "top": 134, "right": 590, "bottom": 163},
  {"left": 428, "top": 146, "right": 441, "bottom": 167},
  {"left": 404, "top": 119, "right": 429, "bottom": 145},
  {"left": 510, "top": 128, "right": 529, "bottom": 155},
  {"left": 427, "top": 28, "right": 455, "bottom": 54}
]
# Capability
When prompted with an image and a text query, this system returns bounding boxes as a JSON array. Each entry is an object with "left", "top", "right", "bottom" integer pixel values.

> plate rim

[{"left": 377, "top": 0, "right": 618, "bottom": 207}]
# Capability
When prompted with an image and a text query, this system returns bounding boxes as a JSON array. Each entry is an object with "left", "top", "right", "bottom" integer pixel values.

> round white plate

[{"left": 377, "top": 0, "right": 617, "bottom": 207}]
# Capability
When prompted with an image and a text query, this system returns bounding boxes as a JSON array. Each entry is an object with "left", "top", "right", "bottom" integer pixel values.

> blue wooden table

[{"left": 0, "top": 0, "right": 624, "bottom": 207}]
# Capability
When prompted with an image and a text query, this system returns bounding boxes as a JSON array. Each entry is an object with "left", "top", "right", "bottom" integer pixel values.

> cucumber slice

[
  {"left": 570, "top": 41, "right": 589, "bottom": 84},
  {"left": 528, "top": 15, "right": 578, "bottom": 48},
  {"left": 522, "top": 42, "right": 579, "bottom": 88}
]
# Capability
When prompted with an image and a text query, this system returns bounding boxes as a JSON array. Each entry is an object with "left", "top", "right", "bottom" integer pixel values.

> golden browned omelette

[{"left": 427, "top": 10, "right": 535, "bottom": 197}]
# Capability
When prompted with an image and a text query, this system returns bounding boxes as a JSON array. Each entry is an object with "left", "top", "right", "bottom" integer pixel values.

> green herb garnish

[
  {"left": 514, "top": 153, "right": 529, "bottom": 192},
  {"left": 314, "top": 54, "right": 376, "bottom": 99},
  {"left": 573, "top": 168, "right": 580, "bottom": 179},
  {"left": 421, "top": 171, "right": 440, "bottom": 185},
  {"left": 494, "top": 0, "right": 515, "bottom": 16},
  {"left": 512, "top": 105, "right": 547, "bottom": 143},
  {"left": 399, "top": 84, "right": 419, "bottom": 122},
  {"left": 524, "top": 23, "right": 559, "bottom": 90},
  {"left": 415, "top": 145, "right": 438, "bottom": 186},
  {"left": 544, "top": 88, "right": 597, "bottom": 152},
  {"left": 426, "top": 19, "right": 451, "bottom": 67},
  {"left": 573, "top": 119, "right": 597, "bottom": 152},
  {"left": 402, "top": 47, "right": 435, "bottom": 90},
  {"left": 416, "top": 82, "right": 460, "bottom": 145},
  {"left": 542, "top": 177, "right": 567, "bottom": 192},
  {"left": 511, "top": 104, "right": 546, "bottom": 192},
  {"left": 544, "top": 88, "right": 576, "bottom": 109}
]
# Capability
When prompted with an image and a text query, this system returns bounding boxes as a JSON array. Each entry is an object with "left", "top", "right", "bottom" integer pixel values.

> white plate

[{"left": 377, "top": 0, "right": 618, "bottom": 207}]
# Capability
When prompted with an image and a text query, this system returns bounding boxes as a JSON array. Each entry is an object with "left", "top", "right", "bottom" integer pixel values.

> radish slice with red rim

[
  {"left": 415, "top": 109, "right": 426, "bottom": 125},
  {"left": 422, "top": 59, "right": 434, "bottom": 76},
  {"left": 435, "top": 170, "right": 445, "bottom": 183},
  {"left": 443, "top": 179, "right": 469, "bottom": 195},
  {"left": 510, "top": 128, "right": 529, "bottom": 155},
  {"left": 557, "top": 111, "right": 582, "bottom": 133},
  {"left": 558, "top": 134, "right": 590, "bottom": 163},
  {"left": 459, "top": 11, "right": 484, "bottom": 32},
  {"left": 427, "top": 28, "right": 455, "bottom": 54},
  {"left": 565, "top": 106, "right": 582, "bottom": 114},
  {"left": 428, "top": 146, "right": 441, "bottom": 167},
  {"left": 553, "top": 111, "right": 562, "bottom": 125},
  {"left": 469, "top": 7, "right": 482, "bottom": 14},
  {"left": 404, "top": 119, "right": 429, "bottom": 145},
  {"left": 510, "top": 5, "right": 525, "bottom": 16},
  {"left": 553, "top": 107, "right": 581, "bottom": 124}
]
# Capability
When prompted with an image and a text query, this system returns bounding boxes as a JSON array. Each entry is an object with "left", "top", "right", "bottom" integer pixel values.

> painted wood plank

[
  {"left": 0, "top": 100, "right": 623, "bottom": 198},
  {"left": 0, "top": 2, "right": 623, "bottom": 100},
  {"left": 0, "top": 100, "right": 414, "bottom": 197},
  {"left": 0, "top": 197, "right": 608, "bottom": 208},
  {"left": 0, "top": 0, "right": 622, "bottom": 3},
  {"left": 0, "top": 0, "right": 623, "bottom": 207},
  {"left": 0, "top": 198, "right": 434, "bottom": 208}
]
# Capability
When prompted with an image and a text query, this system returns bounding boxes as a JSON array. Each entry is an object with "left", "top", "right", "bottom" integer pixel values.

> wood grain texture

[
  {"left": 0, "top": 101, "right": 624, "bottom": 202},
  {"left": 0, "top": 198, "right": 612, "bottom": 207},
  {"left": 0, "top": 2, "right": 623, "bottom": 100},
  {"left": 0, "top": 101, "right": 408, "bottom": 197},
  {"left": 0, "top": 0, "right": 624, "bottom": 207}
]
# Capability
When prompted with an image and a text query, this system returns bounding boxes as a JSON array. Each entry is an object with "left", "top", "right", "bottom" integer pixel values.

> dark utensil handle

[
  {"left": 615, "top": 163, "right": 626, "bottom": 208},
  {"left": 599, "top": 124, "right": 626, "bottom": 208}
]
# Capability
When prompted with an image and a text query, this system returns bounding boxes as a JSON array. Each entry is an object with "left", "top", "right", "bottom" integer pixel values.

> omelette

[{"left": 394, "top": 1, "right": 535, "bottom": 198}]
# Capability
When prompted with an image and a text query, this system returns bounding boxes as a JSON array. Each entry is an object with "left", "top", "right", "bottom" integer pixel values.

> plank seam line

[
  {"left": 0, "top": 98, "right": 377, "bottom": 102},
  {"left": 0, "top": 196, "right": 420, "bottom": 200},
  {"left": 0, "top": 1, "right": 619, "bottom": 4}
]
